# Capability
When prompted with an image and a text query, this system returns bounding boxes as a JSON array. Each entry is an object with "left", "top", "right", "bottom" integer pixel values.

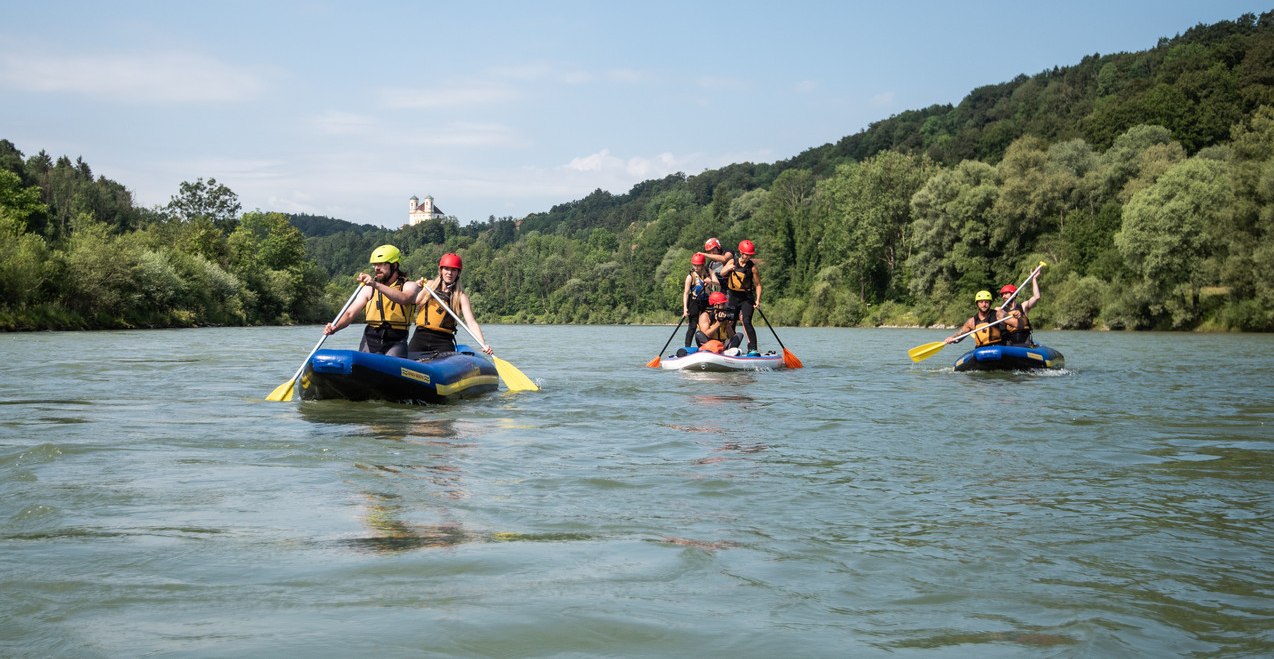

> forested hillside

[{"left": 3, "top": 11, "right": 1273, "bottom": 331}]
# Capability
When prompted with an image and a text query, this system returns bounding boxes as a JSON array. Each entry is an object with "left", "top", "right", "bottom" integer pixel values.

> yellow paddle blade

[
  {"left": 782, "top": 348, "right": 803, "bottom": 369},
  {"left": 265, "top": 378, "right": 295, "bottom": 402},
  {"left": 646, "top": 355, "right": 661, "bottom": 368},
  {"left": 908, "top": 341, "right": 947, "bottom": 363},
  {"left": 494, "top": 356, "right": 539, "bottom": 392}
]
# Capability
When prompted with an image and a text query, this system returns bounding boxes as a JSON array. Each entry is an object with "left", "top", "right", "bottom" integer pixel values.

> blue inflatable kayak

[
  {"left": 953, "top": 344, "right": 1065, "bottom": 372},
  {"left": 300, "top": 346, "right": 499, "bottom": 404}
]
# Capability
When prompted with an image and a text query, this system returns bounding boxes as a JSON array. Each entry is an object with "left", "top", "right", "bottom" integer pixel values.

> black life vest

[{"left": 1001, "top": 302, "right": 1033, "bottom": 344}]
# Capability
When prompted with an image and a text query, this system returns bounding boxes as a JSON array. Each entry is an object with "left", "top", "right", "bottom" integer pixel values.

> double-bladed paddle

[{"left": 907, "top": 314, "right": 1017, "bottom": 363}]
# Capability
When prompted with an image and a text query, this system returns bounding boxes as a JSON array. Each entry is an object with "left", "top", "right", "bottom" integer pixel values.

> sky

[{"left": 2, "top": 1, "right": 1270, "bottom": 229}]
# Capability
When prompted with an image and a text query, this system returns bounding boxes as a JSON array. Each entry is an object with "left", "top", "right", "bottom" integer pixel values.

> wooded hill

[{"left": 3, "top": 11, "right": 1273, "bottom": 331}]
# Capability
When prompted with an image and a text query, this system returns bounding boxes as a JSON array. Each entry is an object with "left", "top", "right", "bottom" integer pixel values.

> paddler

[
  {"left": 717, "top": 239, "right": 763, "bottom": 356},
  {"left": 945, "top": 290, "right": 1019, "bottom": 347},
  {"left": 682, "top": 252, "right": 718, "bottom": 348},
  {"left": 695, "top": 291, "right": 742, "bottom": 352},
  {"left": 408, "top": 252, "right": 494, "bottom": 356},
  {"left": 998, "top": 274, "right": 1041, "bottom": 347},
  {"left": 324, "top": 244, "right": 421, "bottom": 357},
  {"left": 698, "top": 237, "right": 731, "bottom": 289}
]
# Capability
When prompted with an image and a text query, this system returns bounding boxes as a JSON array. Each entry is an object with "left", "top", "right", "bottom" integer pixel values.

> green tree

[
  {"left": 0, "top": 170, "right": 52, "bottom": 315},
  {"left": 1116, "top": 157, "right": 1233, "bottom": 326},
  {"left": 166, "top": 178, "right": 242, "bottom": 231},
  {"left": 908, "top": 160, "right": 1000, "bottom": 301}
]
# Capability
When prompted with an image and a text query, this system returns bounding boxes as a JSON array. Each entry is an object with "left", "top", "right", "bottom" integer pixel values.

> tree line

[{"left": 2, "top": 11, "right": 1272, "bottom": 331}]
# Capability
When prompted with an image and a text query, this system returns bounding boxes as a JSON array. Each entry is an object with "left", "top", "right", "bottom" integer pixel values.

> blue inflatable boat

[
  {"left": 300, "top": 346, "right": 499, "bottom": 404},
  {"left": 953, "top": 344, "right": 1065, "bottom": 372}
]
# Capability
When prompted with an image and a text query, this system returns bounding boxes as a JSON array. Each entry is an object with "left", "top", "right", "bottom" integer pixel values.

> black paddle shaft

[
  {"left": 756, "top": 307, "right": 788, "bottom": 352},
  {"left": 656, "top": 316, "right": 686, "bottom": 357}
]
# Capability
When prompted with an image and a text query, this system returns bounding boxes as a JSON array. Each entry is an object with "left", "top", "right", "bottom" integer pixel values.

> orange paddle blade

[
  {"left": 646, "top": 356, "right": 661, "bottom": 368},
  {"left": 782, "top": 348, "right": 803, "bottom": 369}
]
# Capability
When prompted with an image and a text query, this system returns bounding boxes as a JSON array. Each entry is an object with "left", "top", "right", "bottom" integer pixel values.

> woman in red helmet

[
  {"left": 698, "top": 236, "right": 732, "bottom": 284},
  {"left": 695, "top": 291, "right": 741, "bottom": 351},
  {"left": 998, "top": 273, "right": 1041, "bottom": 346},
  {"left": 408, "top": 252, "right": 493, "bottom": 356},
  {"left": 718, "top": 239, "right": 763, "bottom": 355},
  {"left": 681, "top": 252, "right": 719, "bottom": 347},
  {"left": 324, "top": 244, "right": 421, "bottom": 357}
]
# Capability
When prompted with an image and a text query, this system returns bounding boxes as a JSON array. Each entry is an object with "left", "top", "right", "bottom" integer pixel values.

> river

[{"left": 1, "top": 326, "right": 1271, "bottom": 656}]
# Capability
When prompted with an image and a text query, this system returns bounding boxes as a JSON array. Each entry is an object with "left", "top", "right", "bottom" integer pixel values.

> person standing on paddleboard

[
  {"left": 718, "top": 239, "right": 763, "bottom": 356},
  {"left": 682, "top": 252, "right": 719, "bottom": 348}
]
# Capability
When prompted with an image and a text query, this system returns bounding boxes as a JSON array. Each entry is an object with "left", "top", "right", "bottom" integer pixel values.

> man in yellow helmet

[
  {"left": 944, "top": 290, "right": 1019, "bottom": 347},
  {"left": 324, "top": 244, "right": 422, "bottom": 357}
]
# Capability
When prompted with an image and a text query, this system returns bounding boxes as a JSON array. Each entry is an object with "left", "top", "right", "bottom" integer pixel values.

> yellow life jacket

[
  {"left": 364, "top": 275, "right": 412, "bottom": 331},
  {"left": 415, "top": 279, "right": 461, "bottom": 334},
  {"left": 726, "top": 257, "right": 755, "bottom": 293},
  {"left": 971, "top": 311, "right": 1004, "bottom": 347}
]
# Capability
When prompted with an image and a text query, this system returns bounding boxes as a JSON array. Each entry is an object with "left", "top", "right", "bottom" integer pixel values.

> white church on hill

[{"left": 407, "top": 194, "right": 445, "bottom": 226}]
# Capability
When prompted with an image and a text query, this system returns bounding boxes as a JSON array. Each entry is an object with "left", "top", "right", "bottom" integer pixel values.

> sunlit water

[{"left": 1, "top": 326, "right": 1270, "bottom": 656}]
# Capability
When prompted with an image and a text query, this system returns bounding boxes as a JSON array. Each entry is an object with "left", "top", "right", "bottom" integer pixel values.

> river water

[{"left": 1, "top": 325, "right": 1270, "bottom": 656}]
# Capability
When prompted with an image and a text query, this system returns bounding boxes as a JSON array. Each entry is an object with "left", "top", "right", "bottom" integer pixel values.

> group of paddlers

[
  {"left": 681, "top": 237, "right": 764, "bottom": 355},
  {"left": 324, "top": 245, "right": 494, "bottom": 358}
]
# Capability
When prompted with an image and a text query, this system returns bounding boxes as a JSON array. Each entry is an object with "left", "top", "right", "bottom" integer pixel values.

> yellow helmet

[
  {"left": 369, "top": 245, "right": 401, "bottom": 264},
  {"left": 975, "top": 290, "right": 993, "bottom": 302}
]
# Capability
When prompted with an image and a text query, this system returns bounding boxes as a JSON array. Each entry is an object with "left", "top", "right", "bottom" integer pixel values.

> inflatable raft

[
  {"left": 659, "top": 347, "right": 784, "bottom": 372},
  {"left": 953, "top": 344, "right": 1065, "bottom": 372},
  {"left": 300, "top": 346, "right": 499, "bottom": 404}
]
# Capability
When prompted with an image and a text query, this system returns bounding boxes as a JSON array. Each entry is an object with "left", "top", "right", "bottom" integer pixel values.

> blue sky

[{"left": 2, "top": 1, "right": 1269, "bottom": 228}]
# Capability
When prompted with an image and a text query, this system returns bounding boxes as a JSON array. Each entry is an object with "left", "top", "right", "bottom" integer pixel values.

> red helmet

[
  {"left": 704, "top": 237, "right": 721, "bottom": 251},
  {"left": 738, "top": 239, "right": 756, "bottom": 255},
  {"left": 690, "top": 252, "right": 706, "bottom": 266},
  {"left": 708, "top": 291, "right": 728, "bottom": 306},
  {"left": 439, "top": 253, "right": 462, "bottom": 270},
  {"left": 999, "top": 284, "right": 1017, "bottom": 295}
]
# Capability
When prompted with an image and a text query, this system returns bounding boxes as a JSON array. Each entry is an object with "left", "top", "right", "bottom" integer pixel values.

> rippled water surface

[{"left": 1, "top": 326, "right": 1271, "bottom": 656}]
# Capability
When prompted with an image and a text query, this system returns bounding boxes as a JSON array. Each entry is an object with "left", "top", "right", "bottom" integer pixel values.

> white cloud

[
  {"left": 0, "top": 49, "right": 266, "bottom": 103},
  {"left": 566, "top": 149, "right": 623, "bottom": 173},
  {"left": 793, "top": 80, "right": 819, "bottom": 93}
]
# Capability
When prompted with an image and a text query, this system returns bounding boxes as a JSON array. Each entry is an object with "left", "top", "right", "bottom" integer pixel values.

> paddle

[
  {"left": 420, "top": 283, "right": 539, "bottom": 392},
  {"left": 999, "top": 261, "right": 1047, "bottom": 311},
  {"left": 756, "top": 307, "right": 803, "bottom": 368},
  {"left": 908, "top": 314, "right": 1017, "bottom": 363},
  {"left": 266, "top": 284, "right": 366, "bottom": 402},
  {"left": 645, "top": 316, "right": 686, "bottom": 368}
]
